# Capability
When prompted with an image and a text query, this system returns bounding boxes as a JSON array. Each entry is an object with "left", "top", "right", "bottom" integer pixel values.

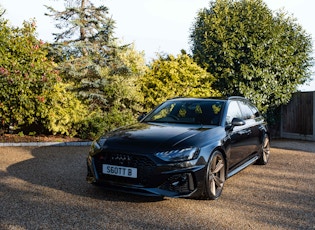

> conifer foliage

[
  {"left": 45, "top": 0, "right": 146, "bottom": 137},
  {"left": 45, "top": 0, "right": 121, "bottom": 109}
]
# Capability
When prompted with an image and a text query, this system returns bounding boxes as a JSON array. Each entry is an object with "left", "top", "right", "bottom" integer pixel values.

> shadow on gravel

[
  {"left": 2, "top": 145, "right": 315, "bottom": 229},
  {"left": 6, "top": 146, "right": 164, "bottom": 203}
]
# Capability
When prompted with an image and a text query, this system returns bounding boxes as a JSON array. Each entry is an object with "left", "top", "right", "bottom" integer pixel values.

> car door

[
  {"left": 237, "top": 100, "right": 261, "bottom": 158},
  {"left": 226, "top": 100, "right": 251, "bottom": 169}
]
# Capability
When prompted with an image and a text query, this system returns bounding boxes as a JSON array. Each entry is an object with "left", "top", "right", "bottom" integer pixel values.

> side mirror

[
  {"left": 225, "top": 117, "right": 245, "bottom": 131},
  {"left": 231, "top": 117, "right": 245, "bottom": 126}
]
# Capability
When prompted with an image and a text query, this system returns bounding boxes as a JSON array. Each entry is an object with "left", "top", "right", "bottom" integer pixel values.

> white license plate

[{"left": 102, "top": 164, "right": 137, "bottom": 178}]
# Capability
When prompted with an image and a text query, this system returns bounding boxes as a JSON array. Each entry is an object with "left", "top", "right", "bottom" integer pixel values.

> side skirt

[{"left": 227, "top": 155, "right": 259, "bottom": 178}]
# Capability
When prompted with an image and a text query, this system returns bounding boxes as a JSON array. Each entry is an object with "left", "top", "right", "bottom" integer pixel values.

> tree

[
  {"left": 45, "top": 1, "right": 147, "bottom": 137},
  {"left": 45, "top": 0, "right": 145, "bottom": 111},
  {"left": 140, "top": 53, "right": 220, "bottom": 110},
  {"left": 190, "top": 0, "right": 313, "bottom": 112},
  {"left": 46, "top": 0, "right": 121, "bottom": 108},
  {"left": 103, "top": 43, "right": 147, "bottom": 115},
  {"left": 0, "top": 19, "right": 59, "bottom": 132},
  {"left": 45, "top": 0, "right": 117, "bottom": 65}
]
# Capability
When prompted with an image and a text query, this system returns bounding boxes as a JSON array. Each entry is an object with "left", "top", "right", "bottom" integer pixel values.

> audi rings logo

[{"left": 111, "top": 153, "right": 131, "bottom": 165}]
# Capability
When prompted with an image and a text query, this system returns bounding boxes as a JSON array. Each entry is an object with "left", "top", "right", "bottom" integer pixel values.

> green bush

[
  {"left": 140, "top": 53, "right": 220, "bottom": 110},
  {"left": 0, "top": 20, "right": 59, "bottom": 131},
  {"left": 41, "top": 82, "right": 88, "bottom": 137},
  {"left": 76, "top": 72, "right": 141, "bottom": 139},
  {"left": 78, "top": 108, "right": 137, "bottom": 140}
]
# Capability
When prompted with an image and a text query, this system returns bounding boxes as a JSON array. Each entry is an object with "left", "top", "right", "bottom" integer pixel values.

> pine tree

[
  {"left": 45, "top": 0, "right": 127, "bottom": 109},
  {"left": 45, "top": 1, "right": 147, "bottom": 136}
]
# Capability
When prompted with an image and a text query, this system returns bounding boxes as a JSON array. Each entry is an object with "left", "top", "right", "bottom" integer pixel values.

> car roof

[{"left": 167, "top": 96, "right": 247, "bottom": 102}]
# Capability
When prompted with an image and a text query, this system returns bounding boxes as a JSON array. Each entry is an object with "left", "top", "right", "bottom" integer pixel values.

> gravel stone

[{"left": 0, "top": 140, "right": 314, "bottom": 230}]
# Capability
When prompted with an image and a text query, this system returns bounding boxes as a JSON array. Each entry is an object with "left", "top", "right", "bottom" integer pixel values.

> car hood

[{"left": 101, "top": 122, "right": 216, "bottom": 153}]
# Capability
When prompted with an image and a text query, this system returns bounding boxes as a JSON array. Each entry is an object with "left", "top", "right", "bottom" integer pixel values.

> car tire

[
  {"left": 204, "top": 150, "right": 226, "bottom": 200},
  {"left": 256, "top": 134, "right": 270, "bottom": 165}
]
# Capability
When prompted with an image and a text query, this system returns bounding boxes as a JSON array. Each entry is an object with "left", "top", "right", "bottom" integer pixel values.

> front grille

[
  {"left": 94, "top": 151, "right": 156, "bottom": 186},
  {"left": 106, "top": 152, "right": 155, "bottom": 167}
]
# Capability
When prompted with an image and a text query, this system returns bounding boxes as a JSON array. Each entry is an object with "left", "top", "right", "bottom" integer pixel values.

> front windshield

[{"left": 143, "top": 100, "right": 224, "bottom": 126}]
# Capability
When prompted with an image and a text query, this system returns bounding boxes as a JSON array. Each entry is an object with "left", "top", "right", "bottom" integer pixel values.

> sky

[{"left": 1, "top": 0, "right": 314, "bottom": 91}]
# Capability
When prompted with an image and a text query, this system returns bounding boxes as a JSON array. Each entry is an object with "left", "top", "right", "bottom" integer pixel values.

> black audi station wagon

[{"left": 86, "top": 97, "right": 270, "bottom": 200}]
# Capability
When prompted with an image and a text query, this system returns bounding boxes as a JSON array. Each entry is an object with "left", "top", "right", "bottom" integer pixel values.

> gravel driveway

[{"left": 0, "top": 140, "right": 314, "bottom": 230}]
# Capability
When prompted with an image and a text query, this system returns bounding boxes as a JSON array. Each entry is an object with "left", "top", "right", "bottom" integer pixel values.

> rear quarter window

[{"left": 238, "top": 100, "right": 259, "bottom": 120}]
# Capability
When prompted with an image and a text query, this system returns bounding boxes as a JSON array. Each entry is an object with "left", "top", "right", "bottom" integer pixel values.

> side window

[
  {"left": 247, "top": 102, "right": 260, "bottom": 118},
  {"left": 238, "top": 100, "right": 255, "bottom": 120},
  {"left": 226, "top": 101, "right": 242, "bottom": 124}
]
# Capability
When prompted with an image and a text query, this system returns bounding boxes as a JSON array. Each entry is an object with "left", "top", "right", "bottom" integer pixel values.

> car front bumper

[{"left": 86, "top": 153, "right": 207, "bottom": 198}]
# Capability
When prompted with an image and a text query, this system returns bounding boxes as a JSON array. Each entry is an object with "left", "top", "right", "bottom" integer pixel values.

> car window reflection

[{"left": 144, "top": 100, "right": 224, "bottom": 125}]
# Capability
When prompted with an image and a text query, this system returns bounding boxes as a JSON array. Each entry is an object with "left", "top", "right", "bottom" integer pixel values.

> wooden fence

[{"left": 280, "top": 91, "right": 315, "bottom": 141}]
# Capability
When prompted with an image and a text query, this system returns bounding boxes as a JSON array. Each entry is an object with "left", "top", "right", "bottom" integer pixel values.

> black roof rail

[
  {"left": 228, "top": 96, "right": 246, "bottom": 100},
  {"left": 167, "top": 96, "right": 249, "bottom": 101}
]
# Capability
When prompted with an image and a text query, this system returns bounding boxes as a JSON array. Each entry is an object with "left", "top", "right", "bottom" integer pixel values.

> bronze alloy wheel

[
  {"left": 205, "top": 151, "right": 226, "bottom": 200},
  {"left": 256, "top": 134, "right": 270, "bottom": 165}
]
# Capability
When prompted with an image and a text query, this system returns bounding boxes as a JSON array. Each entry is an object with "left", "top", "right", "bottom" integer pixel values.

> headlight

[{"left": 155, "top": 147, "right": 200, "bottom": 162}]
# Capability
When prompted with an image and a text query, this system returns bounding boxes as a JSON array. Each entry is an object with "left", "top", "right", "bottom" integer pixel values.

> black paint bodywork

[{"left": 86, "top": 97, "right": 268, "bottom": 198}]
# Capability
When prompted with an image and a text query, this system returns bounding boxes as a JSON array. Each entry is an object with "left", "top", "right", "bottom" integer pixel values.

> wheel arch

[
  {"left": 203, "top": 147, "right": 227, "bottom": 200},
  {"left": 207, "top": 146, "right": 228, "bottom": 178}
]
